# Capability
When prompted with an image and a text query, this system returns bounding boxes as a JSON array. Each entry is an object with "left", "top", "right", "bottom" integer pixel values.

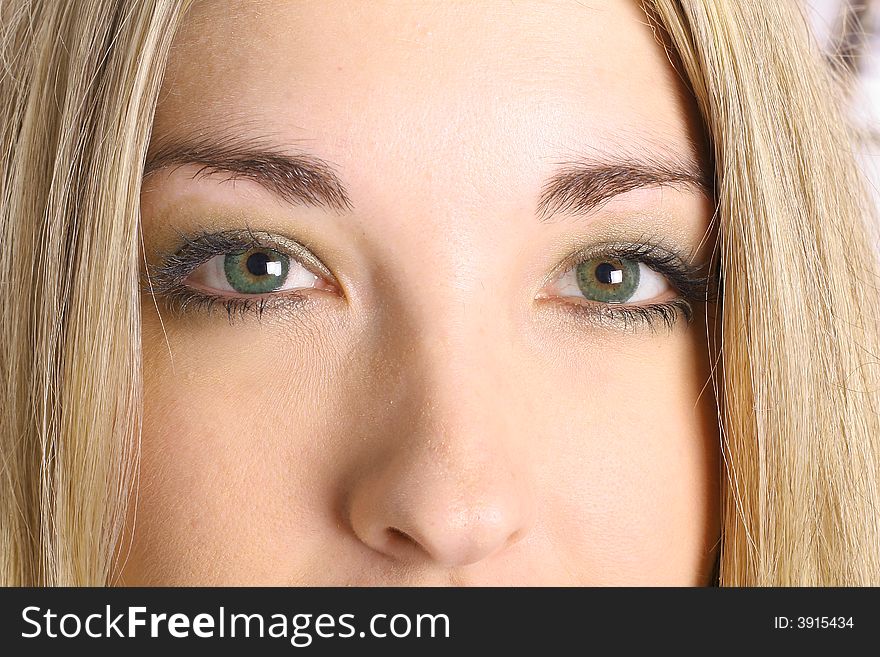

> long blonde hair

[
  {"left": 0, "top": 0, "right": 188, "bottom": 585},
  {"left": 646, "top": 0, "right": 880, "bottom": 584},
  {"left": 2, "top": 0, "right": 878, "bottom": 585}
]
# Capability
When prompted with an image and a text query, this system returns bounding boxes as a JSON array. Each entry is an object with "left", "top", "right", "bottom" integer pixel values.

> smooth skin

[{"left": 121, "top": 0, "right": 721, "bottom": 585}]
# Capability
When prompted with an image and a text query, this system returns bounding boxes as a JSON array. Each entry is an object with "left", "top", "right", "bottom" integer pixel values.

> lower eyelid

[
  {"left": 153, "top": 285, "right": 315, "bottom": 322},
  {"left": 543, "top": 296, "right": 695, "bottom": 332}
]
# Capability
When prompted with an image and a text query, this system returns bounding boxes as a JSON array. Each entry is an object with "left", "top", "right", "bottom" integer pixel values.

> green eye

[
  {"left": 223, "top": 248, "right": 290, "bottom": 294},
  {"left": 575, "top": 257, "right": 640, "bottom": 303}
]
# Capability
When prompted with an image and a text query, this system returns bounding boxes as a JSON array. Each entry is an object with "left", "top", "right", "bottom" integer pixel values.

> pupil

[
  {"left": 246, "top": 251, "right": 272, "bottom": 277},
  {"left": 595, "top": 262, "right": 619, "bottom": 285}
]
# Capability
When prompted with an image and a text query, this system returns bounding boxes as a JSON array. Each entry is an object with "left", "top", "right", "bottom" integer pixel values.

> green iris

[
  {"left": 223, "top": 248, "right": 290, "bottom": 294},
  {"left": 575, "top": 257, "right": 640, "bottom": 303}
]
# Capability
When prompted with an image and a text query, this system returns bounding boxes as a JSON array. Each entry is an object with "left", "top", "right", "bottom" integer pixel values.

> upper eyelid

[
  {"left": 151, "top": 228, "right": 336, "bottom": 285},
  {"left": 544, "top": 239, "right": 697, "bottom": 286},
  {"left": 149, "top": 229, "right": 712, "bottom": 301}
]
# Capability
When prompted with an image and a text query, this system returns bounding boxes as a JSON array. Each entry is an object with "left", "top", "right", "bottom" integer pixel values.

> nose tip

[
  {"left": 348, "top": 464, "right": 528, "bottom": 567},
  {"left": 373, "top": 509, "right": 523, "bottom": 568},
  {"left": 343, "top": 302, "right": 533, "bottom": 570}
]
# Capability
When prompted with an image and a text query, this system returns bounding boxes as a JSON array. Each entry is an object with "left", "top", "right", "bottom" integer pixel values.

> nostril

[
  {"left": 383, "top": 527, "right": 439, "bottom": 562},
  {"left": 387, "top": 527, "right": 412, "bottom": 541},
  {"left": 385, "top": 527, "right": 420, "bottom": 552},
  {"left": 347, "top": 463, "right": 532, "bottom": 567}
]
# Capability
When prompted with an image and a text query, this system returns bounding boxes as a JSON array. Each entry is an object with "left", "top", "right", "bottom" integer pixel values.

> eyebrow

[
  {"left": 535, "top": 154, "right": 713, "bottom": 222},
  {"left": 143, "top": 135, "right": 712, "bottom": 221},
  {"left": 143, "top": 136, "right": 354, "bottom": 214}
]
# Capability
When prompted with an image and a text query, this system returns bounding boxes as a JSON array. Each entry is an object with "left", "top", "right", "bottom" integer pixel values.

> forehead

[{"left": 155, "top": 0, "right": 702, "bottom": 192}]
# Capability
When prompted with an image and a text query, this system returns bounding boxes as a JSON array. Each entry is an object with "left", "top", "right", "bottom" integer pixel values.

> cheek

[
  {"left": 538, "top": 326, "right": 720, "bottom": 584},
  {"left": 122, "top": 300, "right": 719, "bottom": 585},
  {"left": 121, "top": 306, "right": 349, "bottom": 584}
]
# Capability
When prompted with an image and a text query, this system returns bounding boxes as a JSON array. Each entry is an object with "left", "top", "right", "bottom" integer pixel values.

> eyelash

[
  {"left": 144, "top": 228, "right": 319, "bottom": 322},
  {"left": 545, "top": 239, "right": 716, "bottom": 333},
  {"left": 144, "top": 229, "right": 717, "bottom": 330}
]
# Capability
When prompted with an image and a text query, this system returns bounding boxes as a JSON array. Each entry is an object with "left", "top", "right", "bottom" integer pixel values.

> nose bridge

[
  {"left": 398, "top": 258, "right": 511, "bottom": 445},
  {"left": 369, "top": 205, "right": 508, "bottom": 414},
  {"left": 412, "top": 203, "right": 512, "bottom": 353},
  {"left": 344, "top": 259, "right": 535, "bottom": 567},
  {"left": 391, "top": 280, "right": 522, "bottom": 503}
]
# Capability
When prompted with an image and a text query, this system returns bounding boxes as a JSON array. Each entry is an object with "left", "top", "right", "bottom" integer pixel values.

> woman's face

[{"left": 123, "top": 0, "right": 720, "bottom": 585}]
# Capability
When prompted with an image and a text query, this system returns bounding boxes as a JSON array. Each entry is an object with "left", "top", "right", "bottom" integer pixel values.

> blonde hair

[
  {"left": 0, "top": 0, "right": 189, "bottom": 585},
  {"left": 1, "top": 0, "right": 878, "bottom": 585},
  {"left": 645, "top": 0, "right": 880, "bottom": 584}
]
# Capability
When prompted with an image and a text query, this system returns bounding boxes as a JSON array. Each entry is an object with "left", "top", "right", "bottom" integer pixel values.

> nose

[
  {"left": 348, "top": 446, "right": 530, "bottom": 567},
  {"left": 345, "top": 348, "right": 533, "bottom": 568}
]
